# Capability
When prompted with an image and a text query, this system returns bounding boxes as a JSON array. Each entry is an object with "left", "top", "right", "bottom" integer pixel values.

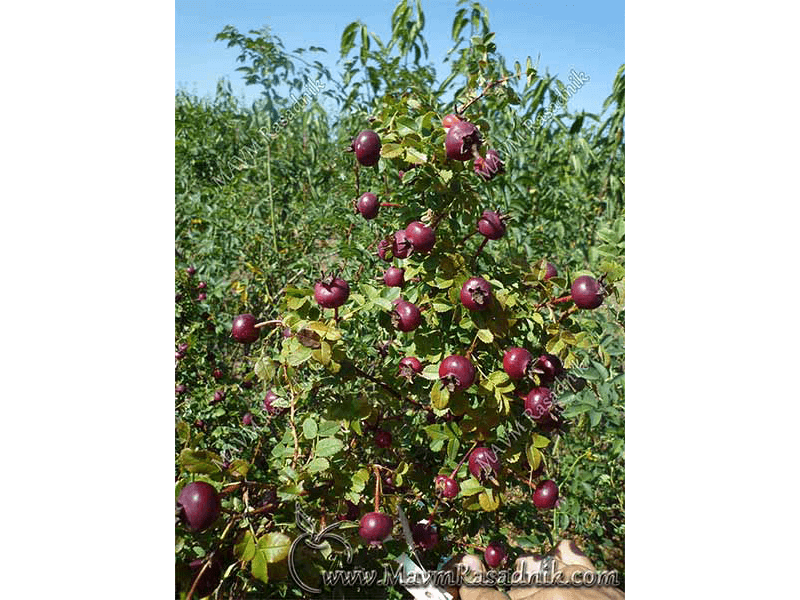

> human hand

[{"left": 442, "top": 540, "right": 625, "bottom": 600}]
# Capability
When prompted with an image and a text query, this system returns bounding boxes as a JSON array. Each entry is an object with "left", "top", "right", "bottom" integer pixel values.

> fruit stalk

[
  {"left": 457, "top": 73, "right": 518, "bottom": 115},
  {"left": 380, "top": 202, "right": 402, "bottom": 207},
  {"left": 450, "top": 441, "right": 478, "bottom": 478}
]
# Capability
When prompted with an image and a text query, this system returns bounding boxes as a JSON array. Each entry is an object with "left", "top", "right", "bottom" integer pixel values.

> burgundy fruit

[
  {"left": 405, "top": 221, "right": 436, "bottom": 254},
  {"left": 534, "top": 354, "right": 563, "bottom": 385},
  {"left": 399, "top": 356, "right": 423, "bottom": 379},
  {"left": 469, "top": 447, "right": 500, "bottom": 479},
  {"left": 544, "top": 262, "right": 557, "bottom": 280},
  {"left": 359, "top": 511, "right": 393, "bottom": 545},
  {"left": 212, "top": 390, "right": 225, "bottom": 403},
  {"left": 178, "top": 481, "right": 221, "bottom": 532},
  {"left": 571, "top": 275, "right": 604, "bottom": 309},
  {"left": 474, "top": 148, "right": 505, "bottom": 181},
  {"left": 484, "top": 542, "right": 507, "bottom": 568},
  {"left": 212, "top": 368, "right": 223, "bottom": 380},
  {"left": 533, "top": 479, "right": 559, "bottom": 509},
  {"left": 392, "top": 300, "right": 422, "bottom": 332},
  {"left": 231, "top": 314, "right": 260, "bottom": 344},
  {"left": 175, "top": 351, "right": 184, "bottom": 361},
  {"left": 525, "top": 387, "right": 554, "bottom": 422},
  {"left": 383, "top": 267, "right": 405, "bottom": 288},
  {"left": 439, "top": 355, "right": 476, "bottom": 392},
  {"left": 197, "top": 281, "right": 207, "bottom": 290},
  {"left": 503, "top": 348, "right": 532, "bottom": 380},
  {"left": 374, "top": 429, "right": 392, "bottom": 448},
  {"left": 412, "top": 522, "right": 439, "bottom": 549},
  {"left": 196, "top": 293, "right": 206, "bottom": 301},
  {"left": 263, "top": 390, "right": 283, "bottom": 415},
  {"left": 445, "top": 120, "right": 482, "bottom": 161},
  {"left": 186, "top": 266, "right": 196, "bottom": 276},
  {"left": 357, "top": 192, "right": 380, "bottom": 219},
  {"left": 392, "top": 230, "right": 412, "bottom": 259},
  {"left": 178, "top": 342, "right": 189, "bottom": 353},
  {"left": 242, "top": 413, "right": 254, "bottom": 426},
  {"left": 353, "top": 130, "right": 381, "bottom": 166},
  {"left": 460, "top": 277, "right": 492, "bottom": 311},
  {"left": 314, "top": 277, "right": 350, "bottom": 309},
  {"left": 477, "top": 210, "right": 506, "bottom": 240},
  {"left": 435, "top": 475, "right": 459, "bottom": 499},
  {"left": 175, "top": 384, "right": 187, "bottom": 395},
  {"left": 240, "top": 379, "right": 253, "bottom": 389}
]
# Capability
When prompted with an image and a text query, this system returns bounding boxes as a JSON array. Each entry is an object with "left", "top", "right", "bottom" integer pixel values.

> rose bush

[{"left": 175, "top": 2, "right": 624, "bottom": 598}]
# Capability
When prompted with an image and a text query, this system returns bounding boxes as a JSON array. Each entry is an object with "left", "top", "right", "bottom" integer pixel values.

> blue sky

[{"left": 175, "top": 0, "right": 624, "bottom": 116}]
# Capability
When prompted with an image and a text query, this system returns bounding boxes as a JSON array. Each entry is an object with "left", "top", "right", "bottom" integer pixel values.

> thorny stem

[
  {"left": 380, "top": 202, "right": 402, "bottom": 207},
  {"left": 458, "top": 229, "right": 479, "bottom": 246},
  {"left": 558, "top": 305, "right": 579, "bottom": 324},
  {"left": 282, "top": 364, "right": 300, "bottom": 468},
  {"left": 186, "top": 516, "right": 236, "bottom": 600},
  {"left": 350, "top": 363, "right": 436, "bottom": 415},
  {"left": 472, "top": 237, "right": 488, "bottom": 266},
  {"left": 266, "top": 138, "right": 277, "bottom": 254},
  {"left": 354, "top": 164, "right": 360, "bottom": 197},
  {"left": 534, "top": 295, "right": 572, "bottom": 310},
  {"left": 457, "top": 73, "right": 519, "bottom": 115},
  {"left": 450, "top": 441, "right": 478, "bottom": 479},
  {"left": 254, "top": 319, "right": 284, "bottom": 329},
  {"left": 373, "top": 466, "right": 381, "bottom": 512}
]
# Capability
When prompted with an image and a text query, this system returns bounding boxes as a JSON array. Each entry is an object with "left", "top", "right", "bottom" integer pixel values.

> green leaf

[
  {"left": 234, "top": 531, "right": 256, "bottom": 562},
  {"left": 258, "top": 532, "right": 292, "bottom": 563},
  {"left": 302, "top": 417, "right": 318, "bottom": 440},
  {"left": 478, "top": 489, "right": 500, "bottom": 512},
  {"left": 526, "top": 446, "right": 543, "bottom": 470},
  {"left": 431, "top": 380, "right": 450, "bottom": 410},
  {"left": 423, "top": 425, "right": 451, "bottom": 441},
  {"left": 405, "top": 147, "right": 427, "bottom": 164},
  {"left": 316, "top": 437, "right": 344, "bottom": 457},
  {"left": 477, "top": 329, "right": 493, "bottom": 343},
  {"left": 460, "top": 477, "right": 483, "bottom": 497},
  {"left": 178, "top": 449, "right": 222, "bottom": 475},
  {"left": 421, "top": 364, "right": 440, "bottom": 381},
  {"left": 532, "top": 434, "right": 550, "bottom": 449},
  {"left": 317, "top": 419, "right": 340, "bottom": 437},
  {"left": 251, "top": 549, "right": 269, "bottom": 583},
  {"left": 380, "top": 143, "right": 404, "bottom": 159},
  {"left": 307, "top": 457, "right": 330, "bottom": 473}
]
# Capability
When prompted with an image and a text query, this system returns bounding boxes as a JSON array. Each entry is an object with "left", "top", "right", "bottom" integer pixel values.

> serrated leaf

[
  {"left": 234, "top": 531, "right": 256, "bottom": 562},
  {"left": 307, "top": 457, "right": 330, "bottom": 473},
  {"left": 460, "top": 477, "right": 483, "bottom": 497},
  {"left": 487, "top": 370, "right": 509, "bottom": 385},
  {"left": 311, "top": 340, "right": 331, "bottom": 366},
  {"left": 317, "top": 419, "right": 340, "bottom": 437},
  {"left": 421, "top": 364, "right": 440, "bottom": 380},
  {"left": 316, "top": 437, "right": 344, "bottom": 457},
  {"left": 432, "top": 303, "right": 452, "bottom": 313},
  {"left": 178, "top": 449, "right": 222, "bottom": 475},
  {"left": 478, "top": 489, "right": 500, "bottom": 512},
  {"left": 227, "top": 459, "right": 250, "bottom": 479},
  {"left": 423, "top": 425, "right": 451, "bottom": 441},
  {"left": 302, "top": 418, "right": 318, "bottom": 440},
  {"left": 373, "top": 297, "right": 394, "bottom": 311},
  {"left": 431, "top": 380, "right": 450, "bottom": 410},
  {"left": 526, "top": 446, "right": 543, "bottom": 470},
  {"left": 381, "top": 143, "right": 404, "bottom": 158},
  {"left": 251, "top": 549, "right": 269, "bottom": 583},
  {"left": 532, "top": 434, "right": 550, "bottom": 449},
  {"left": 405, "top": 147, "right": 427, "bottom": 164},
  {"left": 545, "top": 336, "right": 565, "bottom": 355},
  {"left": 288, "top": 345, "right": 314, "bottom": 366},
  {"left": 477, "top": 329, "right": 493, "bottom": 343}
]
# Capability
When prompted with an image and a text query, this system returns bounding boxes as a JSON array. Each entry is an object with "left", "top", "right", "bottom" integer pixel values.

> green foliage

[{"left": 176, "top": 1, "right": 624, "bottom": 597}]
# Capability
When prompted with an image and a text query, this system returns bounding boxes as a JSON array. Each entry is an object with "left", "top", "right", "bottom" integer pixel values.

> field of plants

[{"left": 175, "top": 2, "right": 624, "bottom": 598}]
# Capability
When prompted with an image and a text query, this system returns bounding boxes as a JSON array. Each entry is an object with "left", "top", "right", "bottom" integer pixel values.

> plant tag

[{"left": 395, "top": 553, "right": 452, "bottom": 600}]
